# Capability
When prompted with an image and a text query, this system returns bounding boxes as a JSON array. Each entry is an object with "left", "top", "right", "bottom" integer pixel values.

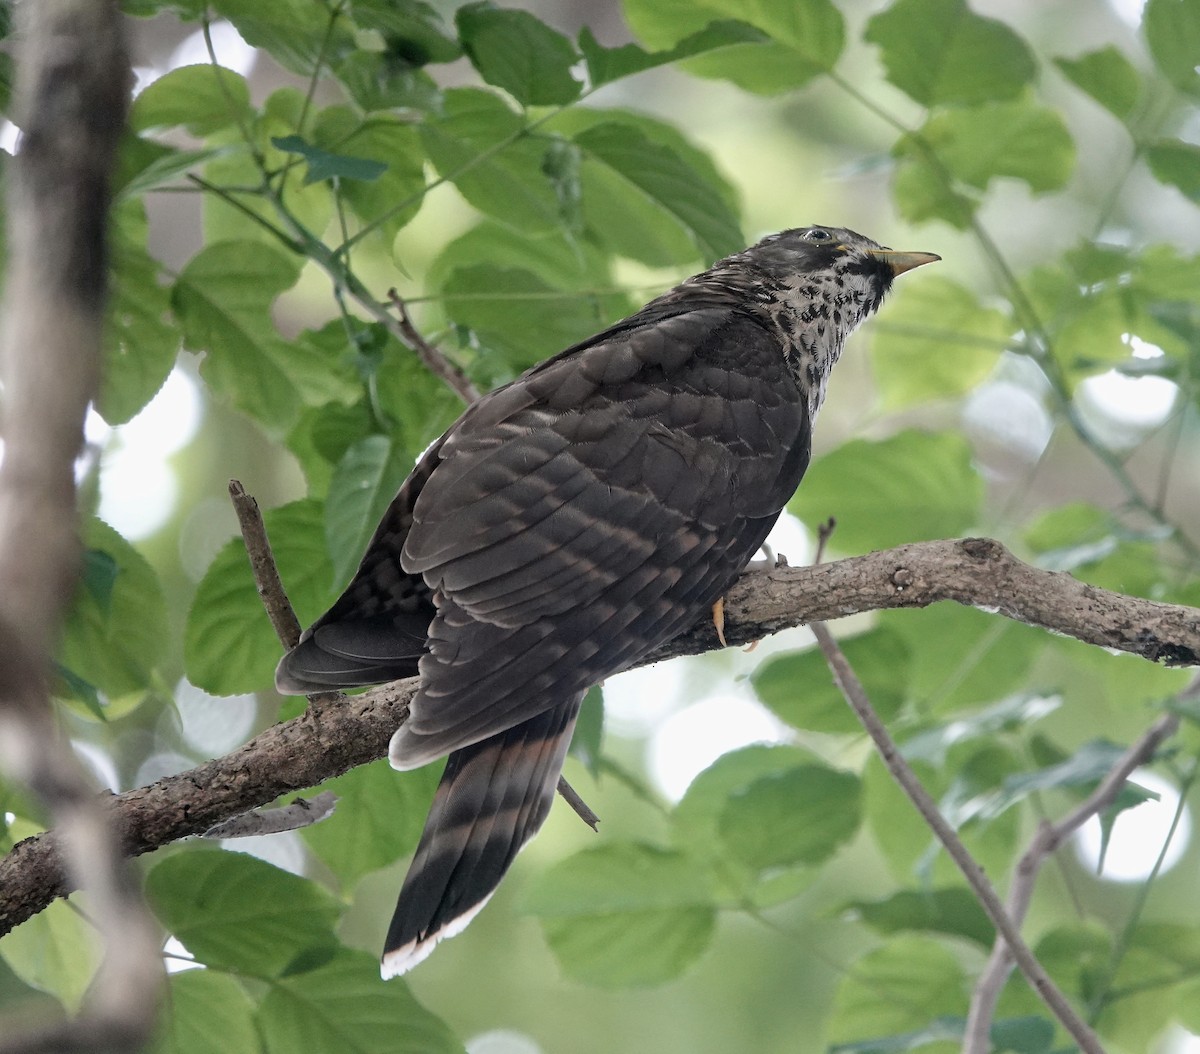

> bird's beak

[{"left": 867, "top": 249, "right": 941, "bottom": 276}]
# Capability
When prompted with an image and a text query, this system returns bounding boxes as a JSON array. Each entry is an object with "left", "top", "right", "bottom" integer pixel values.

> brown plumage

[{"left": 275, "top": 226, "right": 938, "bottom": 975}]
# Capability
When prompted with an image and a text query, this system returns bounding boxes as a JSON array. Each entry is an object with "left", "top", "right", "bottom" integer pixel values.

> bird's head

[
  {"left": 720, "top": 224, "right": 940, "bottom": 417},
  {"left": 736, "top": 225, "right": 939, "bottom": 310}
]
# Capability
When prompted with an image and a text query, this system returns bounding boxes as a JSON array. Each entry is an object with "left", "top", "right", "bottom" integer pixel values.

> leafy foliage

[{"left": 1, "top": 0, "right": 1199, "bottom": 1052}]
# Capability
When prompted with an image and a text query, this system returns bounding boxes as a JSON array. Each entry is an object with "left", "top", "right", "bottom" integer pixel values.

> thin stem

[{"left": 186, "top": 174, "right": 303, "bottom": 253}]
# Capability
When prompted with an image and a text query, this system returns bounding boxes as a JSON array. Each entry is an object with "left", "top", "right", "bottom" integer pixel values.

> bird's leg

[{"left": 712, "top": 596, "right": 729, "bottom": 648}]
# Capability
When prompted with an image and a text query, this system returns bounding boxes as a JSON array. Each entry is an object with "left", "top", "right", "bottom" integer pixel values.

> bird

[{"left": 275, "top": 225, "right": 939, "bottom": 977}]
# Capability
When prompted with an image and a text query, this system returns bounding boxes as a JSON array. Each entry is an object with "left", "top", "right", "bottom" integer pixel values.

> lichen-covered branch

[{"left": 0, "top": 537, "right": 1197, "bottom": 937}]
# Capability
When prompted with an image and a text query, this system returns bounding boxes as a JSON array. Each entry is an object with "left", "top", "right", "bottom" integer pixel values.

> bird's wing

[
  {"left": 274, "top": 442, "right": 446, "bottom": 694},
  {"left": 392, "top": 303, "right": 810, "bottom": 765}
]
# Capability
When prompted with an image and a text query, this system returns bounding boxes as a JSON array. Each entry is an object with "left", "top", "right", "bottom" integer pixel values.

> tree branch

[
  {"left": 0, "top": 537, "right": 1196, "bottom": 936},
  {"left": 0, "top": 3, "right": 162, "bottom": 1051},
  {"left": 385, "top": 288, "right": 481, "bottom": 404}
]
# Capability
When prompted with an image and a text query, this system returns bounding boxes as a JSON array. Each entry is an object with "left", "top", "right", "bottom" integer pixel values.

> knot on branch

[{"left": 960, "top": 537, "right": 1006, "bottom": 563}]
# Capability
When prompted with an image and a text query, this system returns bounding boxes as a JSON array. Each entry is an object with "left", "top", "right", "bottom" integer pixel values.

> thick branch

[{"left": 0, "top": 537, "right": 1197, "bottom": 935}]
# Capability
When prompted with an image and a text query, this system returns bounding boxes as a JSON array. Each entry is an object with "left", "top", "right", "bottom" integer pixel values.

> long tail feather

[{"left": 380, "top": 694, "right": 583, "bottom": 977}]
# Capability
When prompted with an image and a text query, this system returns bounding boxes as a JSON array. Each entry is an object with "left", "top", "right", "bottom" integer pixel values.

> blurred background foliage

[{"left": 2, "top": 0, "right": 1200, "bottom": 1051}]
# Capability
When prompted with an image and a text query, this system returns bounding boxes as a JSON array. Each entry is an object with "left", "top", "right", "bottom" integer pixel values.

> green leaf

[
  {"left": 522, "top": 842, "right": 717, "bottom": 987},
  {"left": 82, "top": 548, "right": 120, "bottom": 613},
  {"left": 310, "top": 109, "right": 427, "bottom": 241},
  {"left": 570, "top": 121, "right": 744, "bottom": 263},
  {"left": 100, "top": 200, "right": 180, "bottom": 425},
  {"left": 672, "top": 744, "right": 817, "bottom": 857},
  {"left": 827, "top": 936, "right": 968, "bottom": 1046},
  {"left": 146, "top": 847, "right": 341, "bottom": 977},
  {"left": 1144, "top": 0, "right": 1200, "bottom": 96},
  {"left": 325, "top": 434, "right": 415, "bottom": 587},
  {"left": 1032, "top": 922, "right": 1111, "bottom": 1004},
  {"left": 718, "top": 764, "right": 862, "bottom": 870},
  {"left": 59, "top": 518, "right": 169, "bottom": 704},
  {"left": 151, "top": 970, "right": 259, "bottom": 1054},
  {"left": 1055, "top": 46, "right": 1142, "bottom": 121},
  {"left": 903, "top": 100, "right": 1075, "bottom": 193},
  {"left": 900, "top": 695, "right": 1062, "bottom": 765},
  {"left": 892, "top": 604, "right": 1046, "bottom": 714},
  {"left": 1146, "top": 139, "right": 1200, "bottom": 202},
  {"left": 440, "top": 263, "right": 607, "bottom": 369},
  {"left": 978, "top": 740, "right": 1140, "bottom": 819},
  {"left": 124, "top": 146, "right": 231, "bottom": 199},
  {"left": 672, "top": 745, "right": 827, "bottom": 902},
  {"left": 1023, "top": 502, "right": 1114, "bottom": 560},
  {"left": 350, "top": 0, "right": 463, "bottom": 66},
  {"left": 200, "top": 89, "right": 333, "bottom": 247},
  {"left": 865, "top": 743, "right": 1022, "bottom": 883},
  {"left": 185, "top": 499, "right": 334, "bottom": 694},
  {"left": 752, "top": 627, "right": 909, "bottom": 733},
  {"left": 568, "top": 685, "right": 605, "bottom": 778},
  {"left": 623, "top": 0, "right": 844, "bottom": 94},
  {"left": 209, "top": 0, "right": 351, "bottom": 75},
  {"left": 53, "top": 664, "right": 105, "bottom": 720},
  {"left": 1052, "top": 290, "right": 1137, "bottom": 373},
  {"left": 419, "top": 87, "right": 560, "bottom": 231},
  {"left": 865, "top": 0, "right": 1035, "bottom": 107},
  {"left": 456, "top": 2, "right": 581, "bottom": 105},
  {"left": 258, "top": 949, "right": 463, "bottom": 1054},
  {"left": 130, "top": 65, "right": 250, "bottom": 135},
  {"left": 368, "top": 332, "right": 465, "bottom": 454},
  {"left": 334, "top": 52, "right": 442, "bottom": 114},
  {"left": 842, "top": 887, "right": 994, "bottom": 948},
  {"left": 578, "top": 20, "right": 768, "bottom": 88},
  {"left": 271, "top": 134, "right": 389, "bottom": 185},
  {"left": 172, "top": 240, "right": 304, "bottom": 432},
  {"left": 428, "top": 223, "right": 631, "bottom": 388},
  {"left": 871, "top": 276, "right": 1011, "bottom": 408},
  {"left": 890, "top": 161, "right": 978, "bottom": 229},
  {"left": 302, "top": 761, "right": 440, "bottom": 888},
  {"left": 287, "top": 401, "right": 375, "bottom": 496},
  {"left": 988, "top": 1017, "right": 1055, "bottom": 1054},
  {"left": 283, "top": 323, "right": 369, "bottom": 410},
  {"left": 789, "top": 430, "right": 982, "bottom": 553}
]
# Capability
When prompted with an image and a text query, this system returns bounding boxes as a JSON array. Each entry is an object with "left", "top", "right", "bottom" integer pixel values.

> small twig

[
  {"left": 387, "top": 288, "right": 481, "bottom": 404},
  {"left": 963, "top": 712, "right": 1180, "bottom": 1053},
  {"left": 202, "top": 792, "right": 339, "bottom": 839},
  {"left": 556, "top": 776, "right": 600, "bottom": 831},
  {"left": 808, "top": 524, "right": 1105, "bottom": 1054},
  {"left": 229, "top": 480, "right": 302, "bottom": 648}
]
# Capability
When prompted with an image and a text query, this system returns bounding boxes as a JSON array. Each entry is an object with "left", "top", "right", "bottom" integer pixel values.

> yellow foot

[{"left": 712, "top": 596, "right": 728, "bottom": 648}]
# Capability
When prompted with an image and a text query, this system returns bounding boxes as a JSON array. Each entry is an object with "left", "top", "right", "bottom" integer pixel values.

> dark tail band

[{"left": 380, "top": 694, "right": 583, "bottom": 977}]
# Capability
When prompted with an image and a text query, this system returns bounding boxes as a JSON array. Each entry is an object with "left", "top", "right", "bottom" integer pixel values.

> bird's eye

[{"left": 803, "top": 228, "right": 833, "bottom": 242}]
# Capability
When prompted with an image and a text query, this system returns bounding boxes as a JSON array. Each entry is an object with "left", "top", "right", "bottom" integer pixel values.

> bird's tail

[{"left": 380, "top": 694, "right": 583, "bottom": 977}]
